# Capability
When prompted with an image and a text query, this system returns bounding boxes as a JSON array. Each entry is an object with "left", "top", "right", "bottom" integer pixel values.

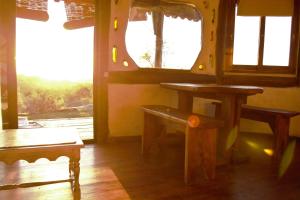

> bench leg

[
  {"left": 200, "top": 128, "right": 217, "bottom": 180},
  {"left": 269, "top": 116, "right": 290, "bottom": 162},
  {"left": 185, "top": 127, "right": 217, "bottom": 184},
  {"left": 142, "top": 113, "right": 164, "bottom": 156}
]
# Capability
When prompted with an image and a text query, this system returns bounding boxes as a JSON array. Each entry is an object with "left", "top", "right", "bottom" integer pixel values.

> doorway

[{"left": 16, "top": 1, "right": 94, "bottom": 140}]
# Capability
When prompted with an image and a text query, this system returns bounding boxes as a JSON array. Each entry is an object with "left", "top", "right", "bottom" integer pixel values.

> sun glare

[{"left": 16, "top": 1, "right": 94, "bottom": 82}]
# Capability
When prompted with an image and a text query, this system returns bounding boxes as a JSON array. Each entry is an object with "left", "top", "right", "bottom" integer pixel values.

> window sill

[
  {"left": 222, "top": 74, "right": 298, "bottom": 87},
  {"left": 225, "top": 65, "right": 295, "bottom": 74},
  {"left": 108, "top": 69, "right": 216, "bottom": 84}
]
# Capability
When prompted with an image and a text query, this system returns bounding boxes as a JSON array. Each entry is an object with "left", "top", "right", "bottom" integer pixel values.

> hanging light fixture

[{"left": 16, "top": 0, "right": 49, "bottom": 21}]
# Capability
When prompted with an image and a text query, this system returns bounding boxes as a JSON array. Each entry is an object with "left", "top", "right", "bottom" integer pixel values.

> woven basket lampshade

[
  {"left": 63, "top": 0, "right": 95, "bottom": 29},
  {"left": 16, "top": 0, "right": 49, "bottom": 21}
]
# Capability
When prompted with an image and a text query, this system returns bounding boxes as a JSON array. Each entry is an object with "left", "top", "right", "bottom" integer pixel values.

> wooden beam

[
  {"left": 257, "top": 17, "right": 266, "bottom": 69},
  {"left": 108, "top": 70, "right": 216, "bottom": 84},
  {"left": 153, "top": 11, "right": 164, "bottom": 68},
  {"left": 215, "top": 0, "right": 235, "bottom": 84},
  {"left": 93, "top": 0, "right": 111, "bottom": 144},
  {"left": 293, "top": 0, "right": 300, "bottom": 85},
  {"left": 0, "top": 0, "right": 18, "bottom": 129},
  {"left": 222, "top": 75, "right": 298, "bottom": 87},
  {"left": 215, "top": 0, "right": 225, "bottom": 84}
]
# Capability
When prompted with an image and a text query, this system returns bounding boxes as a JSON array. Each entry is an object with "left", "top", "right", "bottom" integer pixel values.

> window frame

[{"left": 222, "top": 0, "right": 300, "bottom": 76}]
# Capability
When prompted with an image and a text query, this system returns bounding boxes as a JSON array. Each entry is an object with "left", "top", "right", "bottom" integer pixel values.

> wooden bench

[
  {"left": 213, "top": 102, "right": 300, "bottom": 161},
  {"left": 142, "top": 105, "right": 223, "bottom": 184}
]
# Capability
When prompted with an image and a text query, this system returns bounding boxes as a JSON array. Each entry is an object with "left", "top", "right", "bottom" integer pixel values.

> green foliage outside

[{"left": 17, "top": 75, "right": 92, "bottom": 119}]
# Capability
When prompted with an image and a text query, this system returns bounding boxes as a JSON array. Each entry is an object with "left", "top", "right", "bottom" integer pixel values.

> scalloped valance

[{"left": 131, "top": 0, "right": 201, "bottom": 22}]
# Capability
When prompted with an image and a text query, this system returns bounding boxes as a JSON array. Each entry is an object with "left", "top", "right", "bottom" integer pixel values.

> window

[
  {"left": 223, "top": 0, "right": 299, "bottom": 75},
  {"left": 125, "top": 2, "right": 202, "bottom": 70}
]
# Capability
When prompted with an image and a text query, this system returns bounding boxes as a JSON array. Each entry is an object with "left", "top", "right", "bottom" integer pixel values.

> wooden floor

[{"left": 0, "top": 133, "right": 299, "bottom": 200}]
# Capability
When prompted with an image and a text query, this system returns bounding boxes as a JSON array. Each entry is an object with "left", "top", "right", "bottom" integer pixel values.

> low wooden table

[{"left": 0, "top": 128, "right": 84, "bottom": 192}]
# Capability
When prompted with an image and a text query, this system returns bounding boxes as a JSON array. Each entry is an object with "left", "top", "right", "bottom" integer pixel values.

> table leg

[
  {"left": 69, "top": 159, "right": 74, "bottom": 178},
  {"left": 218, "top": 95, "right": 245, "bottom": 163},
  {"left": 73, "top": 158, "right": 81, "bottom": 192},
  {"left": 178, "top": 91, "right": 193, "bottom": 113}
]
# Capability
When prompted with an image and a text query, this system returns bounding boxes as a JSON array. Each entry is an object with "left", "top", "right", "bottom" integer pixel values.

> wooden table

[
  {"left": 161, "top": 83, "right": 264, "bottom": 162},
  {"left": 0, "top": 128, "right": 84, "bottom": 192}
]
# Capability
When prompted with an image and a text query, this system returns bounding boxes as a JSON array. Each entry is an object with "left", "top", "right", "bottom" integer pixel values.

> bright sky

[
  {"left": 16, "top": 1, "right": 94, "bottom": 82},
  {"left": 233, "top": 16, "right": 291, "bottom": 66}
]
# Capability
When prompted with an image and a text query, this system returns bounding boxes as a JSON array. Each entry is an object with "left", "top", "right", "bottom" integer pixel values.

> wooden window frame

[
  {"left": 222, "top": 0, "right": 300, "bottom": 76},
  {"left": 0, "top": 0, "right": 18, "bottom": 129}
]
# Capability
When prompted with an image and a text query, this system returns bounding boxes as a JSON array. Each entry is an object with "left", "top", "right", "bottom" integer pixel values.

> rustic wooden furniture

[
  {"left": 160, "top": 83, "right": 264, "bottom": 162},
  {"left": 0, "top": 128, "right": 84, "bottom": 192},
  {"left": 214, "top": 103, "right": 300, "bottom": 162},
  {"left": 142, "top": 105, "right": 224, "bottom": 184}
]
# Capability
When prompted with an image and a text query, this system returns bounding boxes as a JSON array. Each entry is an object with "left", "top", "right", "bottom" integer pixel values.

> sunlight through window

[{"left": 16, "top": 0, "right": 94, "bottom": 140}]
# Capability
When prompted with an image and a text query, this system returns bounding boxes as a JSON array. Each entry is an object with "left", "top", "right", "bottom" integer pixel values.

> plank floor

[{"left": 0, "top": 133, "right": 299, "bottom": 200}]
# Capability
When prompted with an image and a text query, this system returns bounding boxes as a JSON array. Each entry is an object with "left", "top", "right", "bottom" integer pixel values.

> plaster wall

[{"left": 108, "top": 84, "right": 177, "bottom": 136}]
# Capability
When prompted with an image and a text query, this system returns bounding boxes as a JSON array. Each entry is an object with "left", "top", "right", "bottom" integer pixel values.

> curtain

[{"left": 238, "top": 0, "right": 294, "bottom": 16}]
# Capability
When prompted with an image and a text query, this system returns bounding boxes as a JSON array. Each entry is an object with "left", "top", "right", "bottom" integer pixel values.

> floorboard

[{"left": 0, "top": 133, "right": 299, "bottom": 200}]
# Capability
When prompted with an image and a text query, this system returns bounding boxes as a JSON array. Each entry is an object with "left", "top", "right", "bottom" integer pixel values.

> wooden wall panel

[
  {"left": 93, "top": 0, "right": 111, "bottom": 143},
  {"left": 0, "top": 0, "right": 18, "bottom": 129}
]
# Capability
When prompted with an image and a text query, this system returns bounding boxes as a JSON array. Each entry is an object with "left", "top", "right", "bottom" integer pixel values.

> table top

[
  {"left": 0, "top": 128, "right": 83, "bottom": 150},
  {"left": 161, "top": 83, "right": 264, "bottom": 96}
]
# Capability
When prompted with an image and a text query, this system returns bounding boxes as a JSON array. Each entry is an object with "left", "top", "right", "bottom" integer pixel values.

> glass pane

[
  {"left": 263, "top": 17, "right": 291, "bottom": 66},
  {"left": 233, "top": 16, "right": 260, "bottom": 65},
  {"left": 126, "top": 2, "right": 202, "bottom": 69},
  {"left": 162, "top": 17, "right": 201, "bottom": 69},
  {"left": 125, "top": 13, "right": 156, "bottom": 68}
]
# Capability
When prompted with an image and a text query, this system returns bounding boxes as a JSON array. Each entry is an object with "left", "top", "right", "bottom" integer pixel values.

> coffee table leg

[
  {"left": 74, "top": 158, "right": 80, "bottom": 192},
  {"left": 69, "top": 159, "right": 74, "bottom": 177}
]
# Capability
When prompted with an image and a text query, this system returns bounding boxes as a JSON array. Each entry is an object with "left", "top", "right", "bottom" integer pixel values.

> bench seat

[
  {"left": 142, "top": 105, "right": 223, "bottom": 184},
  {"left": 241, "top": 105, "right": 300, "bottom": 121}
]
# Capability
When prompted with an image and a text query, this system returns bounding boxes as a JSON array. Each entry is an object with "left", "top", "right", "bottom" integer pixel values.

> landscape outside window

[
  {"left": 16, "top": 1, "right": 94, "bottom": 140},
  {"left": 126, "top": 11, "right": 201, "bottom": 69}
]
